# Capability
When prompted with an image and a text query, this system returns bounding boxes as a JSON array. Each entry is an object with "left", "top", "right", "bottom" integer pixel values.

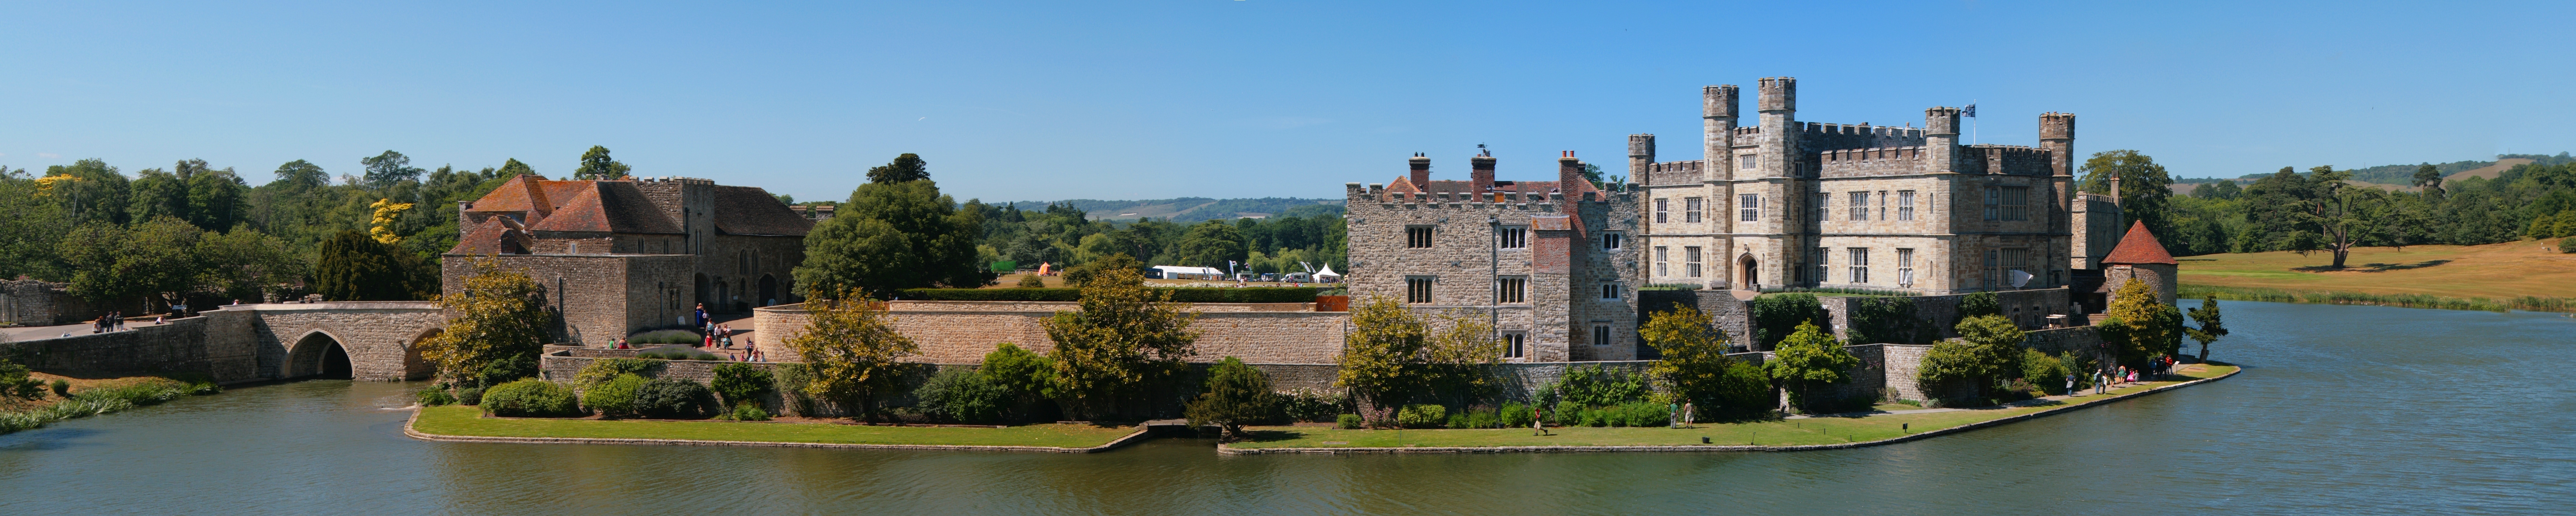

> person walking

[
  {"left": 1532, "top": 405, "right": 1550, "bottom": 436},
  {"left": 694, "top": 303, "right": 708, "bottom": 332},
  {"left": 2064, "top": 373, "right": 2075, "bottom": 397}
]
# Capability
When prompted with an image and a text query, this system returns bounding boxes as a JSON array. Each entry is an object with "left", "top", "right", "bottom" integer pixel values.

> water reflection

[{"left": 0, "top": 301, "right": 2568, "bottom": 514}]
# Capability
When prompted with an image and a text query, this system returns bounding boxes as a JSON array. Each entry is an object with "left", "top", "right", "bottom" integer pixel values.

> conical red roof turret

[{"left": 2102, "top": 221, "right": 2178, "bottom": 265}]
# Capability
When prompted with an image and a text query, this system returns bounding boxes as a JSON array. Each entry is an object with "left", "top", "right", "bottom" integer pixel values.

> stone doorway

[
  {"left": 758, "top": 275, "right": 779, "bottom": 307},
  {"left": 1739, "top": 255, "right": 1760, "bottom": 289}
]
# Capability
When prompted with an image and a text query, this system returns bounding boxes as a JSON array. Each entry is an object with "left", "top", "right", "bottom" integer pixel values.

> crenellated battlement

[
  {"left": 1817, "top": 146, "right": 1932, "bottom": 177},
  {"left": 1960, "top": 145, "right": 2055, "bottom": 176},
  {"left": 1642, "top": 160, "right": 1705, "bottom": 186},
  {"left": 639, "top": 176, "right": 715, "bottom": 184}
]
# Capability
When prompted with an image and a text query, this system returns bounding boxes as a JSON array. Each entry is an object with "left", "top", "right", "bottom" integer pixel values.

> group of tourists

[
  {"left": 91, "top": 312, "right": 126, "bottom": 333},
  {"left": 603, "top": 302, "right": 761, "bottom": 361}
]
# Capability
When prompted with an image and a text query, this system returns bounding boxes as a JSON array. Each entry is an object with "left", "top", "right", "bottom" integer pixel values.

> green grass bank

[{"left": 408, "top": 406, "right": 1139, "bottom": 450}]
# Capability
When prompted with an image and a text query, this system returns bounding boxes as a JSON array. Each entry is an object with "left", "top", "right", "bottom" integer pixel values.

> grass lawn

[
  {"left": 1230, "top": 365, "right": 2236, "bottom": 450},
  {"left": 410, "top": 406, "right": 1137, "bottom": 448},
  {"left": 2176, "top": 239, "right": 2575, "bottom": 301}
]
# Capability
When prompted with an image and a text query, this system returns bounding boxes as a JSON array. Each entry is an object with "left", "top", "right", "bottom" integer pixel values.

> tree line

[
  {"left": 2104, "top": 151, "right": 2576, "bottom": 263},
  {"left": 0, "top": 148, "right": 637, "bottom": 311}
]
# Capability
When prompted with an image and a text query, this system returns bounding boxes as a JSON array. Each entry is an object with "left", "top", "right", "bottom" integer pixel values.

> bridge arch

[
  {"left": 404, "top": 328, "right": 442, "bottom": 380},
  {"left": 285, "top": 330, "right": 354, "bottom": 380}
]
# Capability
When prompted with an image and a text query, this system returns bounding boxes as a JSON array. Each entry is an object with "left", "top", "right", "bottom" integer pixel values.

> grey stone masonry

[
  {"left": 1638, "top": 77, "right": 2087, "bottom": 295},
  {"left": 1346, "top": 151, "right": 1643, "bottom": 362}
]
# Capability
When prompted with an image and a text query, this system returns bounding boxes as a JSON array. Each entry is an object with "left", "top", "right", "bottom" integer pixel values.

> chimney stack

[
  {"left": 1558, "top": 151, "right": 1585, "bottom": 193},
  {"left": 1408, "top": 153, "right": 1431, "bottom": 190},
  {"left": 1470, "top": 152, "right": 1496, "bottom": 194}
]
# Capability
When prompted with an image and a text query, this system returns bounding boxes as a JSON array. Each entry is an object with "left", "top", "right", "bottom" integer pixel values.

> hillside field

[{"left": 2176, "top": 238, "right": 2575, "bottom": 300}]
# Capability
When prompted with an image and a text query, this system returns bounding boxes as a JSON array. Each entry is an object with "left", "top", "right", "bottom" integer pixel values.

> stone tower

[
  {"left": 1627, "top": 134, "right": 1655, "bottom": 183},
  {"left": 2101, "top": 221, "right": 2178, "bottom": 305}
]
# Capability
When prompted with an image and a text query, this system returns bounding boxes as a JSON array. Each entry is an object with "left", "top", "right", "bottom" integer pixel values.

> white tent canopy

[
  {"left": 1313, "top": 264, "right": 1342, "bottom": 282},
  {"left": 1152, "top": 265, "right": 1225, "bottom": 280}
]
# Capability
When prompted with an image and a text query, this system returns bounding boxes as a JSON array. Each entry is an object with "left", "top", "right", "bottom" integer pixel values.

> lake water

[{"left": 1, "top": 301, "right": 2569, "bottom": 515}]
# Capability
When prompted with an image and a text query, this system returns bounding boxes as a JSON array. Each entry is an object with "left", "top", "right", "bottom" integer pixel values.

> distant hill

[
  {"left": 1001, "top": 197, "right": 1344, "bottom": 222},
  {"left": 2171, "top": 152, "right": 2574, "bottom": 195}
]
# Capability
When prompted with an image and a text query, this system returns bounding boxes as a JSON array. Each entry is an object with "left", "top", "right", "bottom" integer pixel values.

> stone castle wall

[
  {"left": 0, "top": 301, "right": 446, "bottom": 384},
  {"left": 0, "top": 279, "right": 93, "bottom": 326}
]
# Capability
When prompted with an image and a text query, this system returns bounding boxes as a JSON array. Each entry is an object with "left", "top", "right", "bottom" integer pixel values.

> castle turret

[
  {"left": 1409, "top": 154, "right": 1431, "bottom": 189},
  {"left": 1755, "top": 78, "right": 1797, "bottom": 179},
  {"left": 1703, "top": 84, "right": 1739, "bottom": 182},
  {"left": 2102, "top": 221, "right": 2179, "bottom": 305},
  {"left": 1924, "top": 106, "right": 1962, "bottom": 174},
  {"left": 1627, "top": 134, "right": 1655, "bottom": 185},
  {"left": 2041, "top": 112, "right": 2077, "bottom": 227}
]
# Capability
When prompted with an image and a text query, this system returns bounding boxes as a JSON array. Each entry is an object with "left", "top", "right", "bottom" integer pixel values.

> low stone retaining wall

[
  {"left": 402, "top": 407, "right": 1156, "bottom": 453},
  {"left": 752, "top": 301, "right": 1348, "bottom": 365},
  {"left": 1218, "top": 365, "right": 2242, "bottom": 455}
]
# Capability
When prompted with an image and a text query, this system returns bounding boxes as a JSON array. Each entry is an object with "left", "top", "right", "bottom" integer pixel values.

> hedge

[{"left": 896, "top": 287, "right": 1319, "bottom": 303}]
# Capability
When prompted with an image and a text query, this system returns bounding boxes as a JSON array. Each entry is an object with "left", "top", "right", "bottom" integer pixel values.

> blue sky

[{"left": 3, "top": 1, "right": 2569, "bottom": 203}]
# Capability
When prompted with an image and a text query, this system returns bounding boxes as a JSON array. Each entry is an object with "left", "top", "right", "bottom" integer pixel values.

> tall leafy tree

[
  {"left": 1042, "top": 267, "right": 1199, "bottom": 418},
  {"left": 1763, "top": 321, "right": 1859, "bottom": 411},
  {"left": 795, "top": 154, "right": 991, "bottom": 298},
  {"left": 58, "top": 217, "right": 204, "bottom": 309},
  {"left": 360, "top": 151, "right": 424, "bottom": 189},
  {"left": 2184, "top": 295, "right": 2228, "bottom": 362},
  {"left": 0, "top": 167, "right": 69, "bottom": 280},
  {"left": 1170, "top": 221, "right": 1250, "bottom": 270},
  {"left": 1184, "top": 357, "right": 1275, "bottom": 440},
  {"left": 2411, "top": 163, "right": 2446, "bottom": 198},
  {"left": 128, "top": 167, "right": 191, "bottom": 224},
  {"left": 573, "top": 146, "right": 631, "bottom": 180},
  {"left": 2291, "top": 166, "right": 2407, "bottom": 268},
  {"left": 312, "top": 230, "right": 428, "bottom": 301},
  {"left": 421, "top": 258, "right": 552, "bottom": 381},
  {"left": 1642, "top": 303, "right": 1766, "bottom": 419},
  {"left": 43, "top": 159, "right": 131, "bottom": 226},
  {"left": 2079, "top": 150, "right": 2178, "bottom": 242},
  {"left": 785, "top": 292, "right": 920, "bottom": 418},
  {"left": 496, "top": 158, "right": 539, "bottom": 179},
  {"left": 272, "top": 159, "right": 330, "bottom": 190},
  {"left": 193, "top": 227, "right": 303, "bottom": 302},
  {"left": 865, "top": 153, "right": 929, "bottom": 184},
  {"left": 2099, "top": 280, "right": 2183, "bottom": 368},
  {"left": 184, "top": 164, "right": 248, "bottom": 231}
]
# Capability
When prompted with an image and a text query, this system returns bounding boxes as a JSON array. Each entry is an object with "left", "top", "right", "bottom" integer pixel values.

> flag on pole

[{"left": 1962, "top": 104, "right": 1977, "bottom": 117}]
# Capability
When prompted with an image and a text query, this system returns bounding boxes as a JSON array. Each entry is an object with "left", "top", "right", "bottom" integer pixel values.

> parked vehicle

[
  {"left": 1282, "top": 272, "right": 1312, "bottom": 283},
  {"left": 1257, "top": 273, "right": 1279, "bottom": 282}
]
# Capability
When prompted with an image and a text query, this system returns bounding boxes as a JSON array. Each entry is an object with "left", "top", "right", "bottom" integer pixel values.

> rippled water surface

[{"left": 2, "top": 301, "right": 2570, "bottom": 515}]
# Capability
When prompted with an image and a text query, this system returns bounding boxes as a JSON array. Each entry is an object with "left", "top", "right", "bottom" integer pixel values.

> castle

[
  {"left": 1630, "top": 77, "right": 2090, "bottom": 295},
  {"left": 443, "top": 175, "right": 813, "bottom": 346}
]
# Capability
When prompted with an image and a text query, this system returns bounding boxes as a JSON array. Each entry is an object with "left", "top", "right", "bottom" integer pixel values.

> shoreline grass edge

[
  {"left": 1216, "top": 365, "right": 2243, "bottom": 455},
  {"left": 402, "top": 410, "right": 1155, "bottom": 454}
]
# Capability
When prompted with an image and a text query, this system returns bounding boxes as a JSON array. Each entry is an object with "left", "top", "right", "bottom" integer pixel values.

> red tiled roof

[
  {"left": 2103, "top": 221, "right": 2178, "bottom": 265},
  {"left": 711, "top": 185, "right": 812, "bottom": 237},
  {"left": 448, "top": 218, "right": 533, "bottom": 255},
  {"left": 526, "top": 182, "right": 685, "bottom": 234},
  {"left": 465, "top": 175, "right": 551, "bottom": 215}
]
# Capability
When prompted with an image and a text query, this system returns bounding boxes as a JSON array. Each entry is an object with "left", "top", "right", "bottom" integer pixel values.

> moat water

[{"left": 1, "top": 301, "right": 2568, "bottom": 515}]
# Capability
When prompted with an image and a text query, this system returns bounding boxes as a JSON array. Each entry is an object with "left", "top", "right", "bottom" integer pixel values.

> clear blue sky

[{"left": 4, "top": 1, "right": 2569, "bottom": 203}]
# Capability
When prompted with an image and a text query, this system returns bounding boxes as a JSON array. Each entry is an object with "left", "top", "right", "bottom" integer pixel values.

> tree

[
  {"left": 1952, "top": 314, "right": 2028, "bottom": 386},
  {"left": 1062, "top": 252, "right": 1143, "bottom": 288},
  {"left": 128, "top": 167, "right": 191, "bottom": 225},
  {"left": 980, "top": 342, "right": 1059, "bottom": 404},
  {"left": 1331, "top": 296, "right": 1501, "bottom": 413},
  {"left": 2079, "top": 150, "right": 2178, "bottom": 242},
  {"left": 1748, "top": 293, "right": 1829, "bottom": 350},
  {"left": 360, "top": 151, "right": 424, "bottom": 189},
  {"left": 1956, "top": 291, "right": 2001, "bottom": 319},
  {"left": 794, "top": 164, "right": 991, "bottom": 299},
  {"left": 1170, "top": 221, "right": 1249, "bottom": 270},
  {"left": 2100, "top": 280, "right": 2183, "bottom": 368},
  {"left": 573, "top": 146, "right": 631, "bottom": 180},
  {"left": 0, "top": 167, "right": 69, "bottom": 281},
  {"left": 1641, "top": 303, "right": 1763, "bottom": 418},
  {"left": 272, "top": 159, "right": 330, "bottom": 190},
  {"left": 1762, "top": 321, "right": 1859, "bottom": 411},
  {"left": 184, "top": 165, "right": 248, "bottom": 231},
  {"left": 784, "top": 292, "right": 920, "bottom": 418},
  {"left": 313, "top": 230, "right": 429, "bottom": 301},
  {"left": 421, "top": 257, "right": 552, "bottom": 382},
  {"left": 1042, "top": 267, "right": 1199, "bottom": 418},
  {"left": 1185, "top": 356, "right": 1275, "bottom": 440},
  {"left": 866, "top": 153, "right": 930, "bottom": 184},
  {"left": 2184, "top": 295, "right": 2228, "bottom": 362},
  {"left": 2292, "top": 166, "right": 2403, "bottom": 268},
  {"left": 44, "top": 159, "right": 131, "bottom": 226},
  {"left": 2411, "top": 163, "right": 2445, "bottom": 198},
  {"left": 496, "top": 158, "right": 539, "bottom": 179},
  {"left": 194, "top": 227, "right": 303, "bottom": 302},
  {"left": 59, "top": 217, "right": 204, "bottom": 309}
]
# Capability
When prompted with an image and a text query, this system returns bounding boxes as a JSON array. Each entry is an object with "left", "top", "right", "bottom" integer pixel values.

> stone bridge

[{"left": 3, "top": 302, "right": 449, "bottom": 383}]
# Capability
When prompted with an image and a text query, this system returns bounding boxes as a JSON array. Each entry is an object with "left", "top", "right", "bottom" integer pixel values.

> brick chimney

[
  {"left": 1470, "top": 153, "right": 1496, "bottom": 194},
  {"left": 1408, "top": 154, "right": 1431, "bottom": 190},
  {"left": 1557, "top": 151, "right": 1584, "bottom": 193}
]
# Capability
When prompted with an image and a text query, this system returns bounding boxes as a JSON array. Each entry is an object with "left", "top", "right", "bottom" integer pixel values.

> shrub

[
  {"left": 416, "top": 386, "right": 456, "bottom": 406},
  {"left": 632, "top": 378, "right": 714, "bottom": 418},
  {"left": 481, "top": 379, "right": 579, "bottom": 417},
  {"left": 1956, "top": 291, "right": 2001, "bottom": 319},
  {"left": 1335, "top": 413, "right": 1363, "bottom": 429},
  {"left": 1445, "top": 412, "right": 1471, "bottom": 429},
  {"left": 1279, "top": 390, "right": 1347, "bottom": 423},
  {"left": 771, "top": 363, "right": 814, "bottom": 416},
  {"left": 475, "top": 354, "right": 539, "bottom": 388},
  {"left": 627, "top": 329, "right": 702, "bottom": 345},
  {"left": 574, "top": 358, "right": 660, "bottom": 388},
  {"left": 456, "top": 386, "right": 485, "bottom": 406},
  {"left": 1617, "top": 401, "right": 1671, "bottom": 427},
  {"left": 1016, "top": 274, "right": 1046, "bottom": 288},
  {"left": 1499, "top": 402, "right": 1533, "bottom": 428},
  {"left": 1552, "top": 401, "right": 1581, "bottom": 426},
  {"left": 2021, "top": 349, "right": 2074, "bottom": 396},
  {"left": 0, "top": 359, "right": 42, "bottom": 399},
  {"left": 583, "top": 374, "right": 647, "bottom": 417},
  {"left": 1184, "top": 357, "right": 1276, "bottom": 439},
  {"left": 637, "top": 349, "right": 720, "bottom": 360},
  {"left": 729, "top": 402, "right": 771, "bottom": 421},
  {"left": 1395, "top": 404, "right": 1446, "bottom": 428},
  {"left": 1748, "top": 293, "right": 1829, "bottom": 349},
  {"left": 1552, "top": 365, "right": 1650, "bottom": 408},
  {"left": 980, "top": 342, "right": 1058, "bottom": 403},
  {"left": 914, "top": 368, "right": 1007, "bottom": 424},
  {"left": 50, "top": 379, "right": 70, "bottom": 398},
  {"left": 1465, "top": 407, "right": 1499, "bottom": 429},
  {"left": 709, "top": 363, "right": 774, "bottom": 406}
]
